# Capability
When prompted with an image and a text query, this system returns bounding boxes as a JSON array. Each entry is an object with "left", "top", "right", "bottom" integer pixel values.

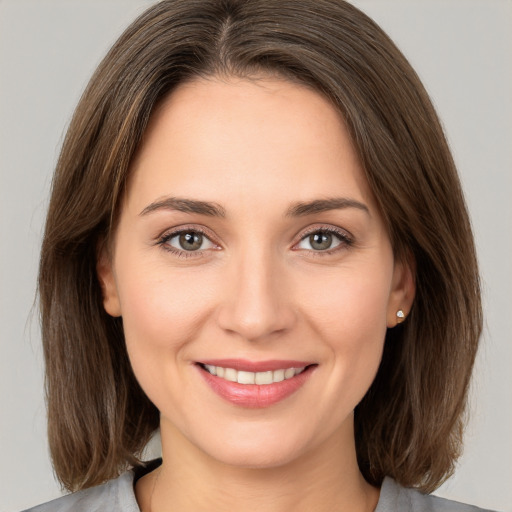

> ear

[
  {"left": 386, "top": 252, "right": 416, "bottom": 328},
  {"left": 96, "top": 241, "right": 122, "bottom": 317}
]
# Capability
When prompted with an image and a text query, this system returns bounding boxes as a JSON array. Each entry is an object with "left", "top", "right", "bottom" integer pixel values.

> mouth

[
  {"left": 199, "top": 363, "right": 307, "bottom": 385},
  {"left": 195, "top": 359, "right": 317, "bottom": 408}
]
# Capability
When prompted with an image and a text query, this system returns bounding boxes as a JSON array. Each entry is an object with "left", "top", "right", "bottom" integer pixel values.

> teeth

[
  {"left": 284, "top": 368, "right": 295, "bottom": 379},
  {"left": 204, "top": 364, "right": 217, "bottom": 376},
  {"left": 273, "top": 369, "right": 285, "bottom": 382},
  {"left": 224, "top": 368, "right": 237, "bottom": 382},
  {"left": 203, "top": 365, "right": 306, "bottom": 385},
  {"left": 237, "top": 371, "right": 255, "bottom": 384},
  {"left": 255, "top": 371, "right": 273, "bottom": 385}
]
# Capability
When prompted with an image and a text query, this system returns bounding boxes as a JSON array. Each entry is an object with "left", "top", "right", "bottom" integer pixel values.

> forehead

[{"left": 126, "top": 76, "right": 374, "bottom": 213}]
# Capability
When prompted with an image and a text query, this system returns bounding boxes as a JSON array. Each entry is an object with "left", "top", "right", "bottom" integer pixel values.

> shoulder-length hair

[{"left": 39, "top": 0, "right": 482, "bottom": 493}]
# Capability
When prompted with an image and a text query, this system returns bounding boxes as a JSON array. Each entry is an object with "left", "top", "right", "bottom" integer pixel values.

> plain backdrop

[{"left": 1, "top": 1, "right": 511, "bottom": 511}]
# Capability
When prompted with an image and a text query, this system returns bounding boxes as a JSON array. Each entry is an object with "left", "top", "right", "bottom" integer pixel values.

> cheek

[
  {"left": 117, "top": 263, "right": 211, "bottom": 344},
  {"left": 113, "top": 258, "right": 219, "bottom": 396},
  {"left": 300, "top": 258, "right": 393, "bottom": 399},
  {"left": 301, "top": 259, "right": 393, "bottom": 338}
]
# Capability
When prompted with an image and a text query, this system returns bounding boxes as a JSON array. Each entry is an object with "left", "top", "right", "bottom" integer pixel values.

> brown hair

[{"left": 39, "top": 0, "right": 482, "bottom": 493}]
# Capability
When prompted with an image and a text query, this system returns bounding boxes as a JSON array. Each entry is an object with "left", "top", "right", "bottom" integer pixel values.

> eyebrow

[
  {"left": 139, "top": 197, "right": 226, "bottom": 217},
  {"left": 139, "top": 196, "right": 369, "bottom": 219},
  {"left": 286, "top": 197, "right": 370, "bottom": 217}
]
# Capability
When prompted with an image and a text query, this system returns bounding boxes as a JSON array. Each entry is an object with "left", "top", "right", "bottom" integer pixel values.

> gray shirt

[{"left": 22, "top": 463, "right": 496, "bottom": 512}]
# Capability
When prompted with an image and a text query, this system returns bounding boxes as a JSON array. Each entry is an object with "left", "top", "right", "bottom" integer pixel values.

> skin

[{"left": 98, "top": 76, "right": 415, "bottom": 512}]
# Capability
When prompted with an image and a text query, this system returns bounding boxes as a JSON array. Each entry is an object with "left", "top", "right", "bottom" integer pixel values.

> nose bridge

[{"left": 217, "top": 243, "right": 295, "bottom": 341}]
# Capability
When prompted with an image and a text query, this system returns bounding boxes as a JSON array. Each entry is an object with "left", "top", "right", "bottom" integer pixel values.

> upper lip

[{"left": 197, "top": 359, "right": 316, "bottom": 372}]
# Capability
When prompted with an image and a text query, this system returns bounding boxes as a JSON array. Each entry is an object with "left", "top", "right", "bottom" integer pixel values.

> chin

[
  {"left": 210, "top": 438, "right": 305, "bottom": 469},
  {"left": 187, "top": 415, "right": 327, "bottom": 470}
]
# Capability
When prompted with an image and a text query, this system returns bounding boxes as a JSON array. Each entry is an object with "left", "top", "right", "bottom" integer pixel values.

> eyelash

[
  {"left": 157, "top": 226, "right": 216, "bottom": 259},
  {"left": 294, "top": 226, "right": 354, "bottom": 257},
  {"left": 156, "top": 225, "right": 354, "bottom": 259}
]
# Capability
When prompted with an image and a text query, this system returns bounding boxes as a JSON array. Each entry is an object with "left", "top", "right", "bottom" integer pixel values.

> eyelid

[
  {"left": 156, "top": 224, "right": 222, "bottom": 257},
  {"left": 292, "top": 224, "right": 354, "bottom": 253},
  {"left": 155, "top": 223, "right": 353, "bottom": 258}
]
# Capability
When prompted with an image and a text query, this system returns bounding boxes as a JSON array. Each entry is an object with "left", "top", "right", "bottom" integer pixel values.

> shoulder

[
  {"left": 377, "top": 477, "right": 498, "bottom": 512},
  {"left": 20, "top": 469, "right": 140, "bottom": 512}
]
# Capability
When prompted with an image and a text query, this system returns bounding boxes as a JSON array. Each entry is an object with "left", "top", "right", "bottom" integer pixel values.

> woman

[{"left": 24, "top": 0, "right": 494, "bottom": 511}]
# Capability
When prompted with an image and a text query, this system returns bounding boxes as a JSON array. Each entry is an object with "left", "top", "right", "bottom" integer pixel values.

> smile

[
  {"left": 202, "top": 364, "right": 306, "bottom": 385},
  {"left": 196, "top": 359, "right": 316, "bottom": 408}
]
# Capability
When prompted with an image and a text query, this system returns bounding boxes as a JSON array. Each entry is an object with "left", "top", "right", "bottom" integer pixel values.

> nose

[{"left": 216, "top": 250, "right": 297, "bottom": 342}]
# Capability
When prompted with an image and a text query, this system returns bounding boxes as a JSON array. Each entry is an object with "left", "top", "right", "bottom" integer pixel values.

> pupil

[
  {"left": 179, "top": 232, "right": 202, "bottom": 251},
  {"left": 310, "top": 232, "right": 332, "bottom": 250}
]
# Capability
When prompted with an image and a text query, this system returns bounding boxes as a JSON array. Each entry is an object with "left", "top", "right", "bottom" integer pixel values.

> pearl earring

[{"left": 396, "top": 309, "right": 405, "bottom": 323}]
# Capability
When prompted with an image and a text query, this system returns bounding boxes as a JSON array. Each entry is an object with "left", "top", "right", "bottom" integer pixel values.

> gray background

[{"left": 1, "top": 1, "right": 511, "bottom": 510}]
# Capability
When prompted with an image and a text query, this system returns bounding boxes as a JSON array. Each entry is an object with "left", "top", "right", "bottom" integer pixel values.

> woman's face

[{"left": 98, "top": 76, "right": 413, "bottom": 468}]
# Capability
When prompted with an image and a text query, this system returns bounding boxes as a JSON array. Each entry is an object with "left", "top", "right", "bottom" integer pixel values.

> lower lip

[{"left": 197, "top": 365, "right": 316, "bottom": 408}]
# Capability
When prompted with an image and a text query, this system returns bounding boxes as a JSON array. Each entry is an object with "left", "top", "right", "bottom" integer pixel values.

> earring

[{"left": 396, "top": 309, "right": 405, "bottom": 323}]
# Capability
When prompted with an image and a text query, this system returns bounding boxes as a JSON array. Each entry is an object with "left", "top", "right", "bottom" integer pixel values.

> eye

[
  {"left": 295, "top": 228, "right": 352, "bottom": 252},
  {"left": 161, "top": 229, "right": 217, "bottom": 253}
]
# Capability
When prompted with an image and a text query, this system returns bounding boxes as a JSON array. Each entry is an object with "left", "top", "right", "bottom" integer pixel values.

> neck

[{"left": 142, "top": 418, "right": 379, "bottom": 512}]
